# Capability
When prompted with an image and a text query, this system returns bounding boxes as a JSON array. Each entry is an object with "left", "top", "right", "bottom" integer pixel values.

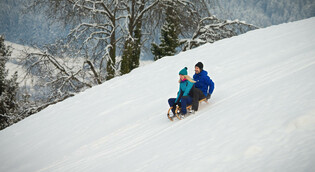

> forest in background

[{"left": 1, "top": 0, "right": 314, "bottom": 47}]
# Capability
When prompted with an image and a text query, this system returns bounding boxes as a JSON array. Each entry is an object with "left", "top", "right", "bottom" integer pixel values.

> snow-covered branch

[
  {"left": 182, "top": 15, "right": 259, "bottom": 51},
  {"left": 24, "top": 51, "right": 92, "bottom": 91}
]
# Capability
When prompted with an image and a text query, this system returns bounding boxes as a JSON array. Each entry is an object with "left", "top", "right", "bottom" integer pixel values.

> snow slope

[{"left": 1, "top": 17, "right": 315, "bottom": 172}]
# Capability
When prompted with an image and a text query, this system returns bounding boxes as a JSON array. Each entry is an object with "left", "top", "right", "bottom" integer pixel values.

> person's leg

[
  {"left": 180, "top": 96, "right": 192, "bottom": 115},
  {"left": 192, "top": 88, "right": 205, "bottom": 111},
  {"left": 192, "top": 92, "right": 199, "bottom": 111},
  {"left": 190, "top": 87, "right": 198, "bottom": 111},
  {"left": 168, "top": 98, "right": 176, "bottom": 114},
  {"left": 168, "top": 98, "right": 176, "bottom": 106}
]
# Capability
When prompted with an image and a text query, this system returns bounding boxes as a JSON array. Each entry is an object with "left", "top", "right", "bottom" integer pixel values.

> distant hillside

[
  {"left": 212, "top": 0, "right": 315, "bottom": 27},
  {"left": 0, "top": 0, "right": 67, "bottom": 45}
]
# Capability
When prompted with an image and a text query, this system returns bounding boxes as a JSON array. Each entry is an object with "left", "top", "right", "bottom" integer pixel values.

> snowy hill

[{"left": 1, "top": 17, "right": 315, "bottom": 172}]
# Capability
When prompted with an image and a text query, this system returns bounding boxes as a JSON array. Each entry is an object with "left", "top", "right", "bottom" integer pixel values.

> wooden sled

[{"left": 167, "top": 98, "right": 208, "bottom": 121}]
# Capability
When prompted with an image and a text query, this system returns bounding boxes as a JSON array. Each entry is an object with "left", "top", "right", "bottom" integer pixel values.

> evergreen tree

[
  {"left": 0, "top": 35, "right": 19, "bottom": 129},
  {"left": 120, "top": 34, "right": 141, "bottom": 75},
  {"left": 120, "top": 1, "right": 144, "bottom": 75},
  {"left": 120, "top": 39, "right": 136, "bottom": 75},
  {"left": 0, "top": 35, "right": 10, "bottom": 97},
  {"left": 152, "top": 2, "right": 181, "bottom": 61}
]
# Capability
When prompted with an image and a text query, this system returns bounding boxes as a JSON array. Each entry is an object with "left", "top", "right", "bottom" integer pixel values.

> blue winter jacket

[
  {"left": 175, "top": 79, "right": 194, "bottom": 103},
  {"left": 193, "top": 70, "right": 214, "bottom": 96}
]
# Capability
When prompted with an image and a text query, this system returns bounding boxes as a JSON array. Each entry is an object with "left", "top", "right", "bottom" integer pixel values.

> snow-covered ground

[{"left": 1, "top": 17, "right": 315, "bottom": 172}]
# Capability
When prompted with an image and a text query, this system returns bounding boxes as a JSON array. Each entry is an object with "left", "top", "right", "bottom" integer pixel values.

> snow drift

[{"left": 1, "top": 17, "right": 315, "bottom": 172}]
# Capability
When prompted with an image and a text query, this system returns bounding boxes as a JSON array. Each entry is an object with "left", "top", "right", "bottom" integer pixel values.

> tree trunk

[
  {"left": 120, "top": 0, "right": 144, "bottom": 75},
  {"left": 106, "top": 16, "right": 117, "bottom": 80}
]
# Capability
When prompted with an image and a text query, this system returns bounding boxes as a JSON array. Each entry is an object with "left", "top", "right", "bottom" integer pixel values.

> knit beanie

[
  {"left": 179, "top": 67, "right": 188, "bottom": 75},
  {"left": 195, "top": 62, "right": 203, "bottom": 70}
]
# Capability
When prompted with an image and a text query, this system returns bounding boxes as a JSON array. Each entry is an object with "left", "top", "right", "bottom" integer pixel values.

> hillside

[
  {"left": 1, "top": 17, "right": 315, "bottom": 172},
  {"left": 213, "top": 0, "right": 315, "bottom": 27}
]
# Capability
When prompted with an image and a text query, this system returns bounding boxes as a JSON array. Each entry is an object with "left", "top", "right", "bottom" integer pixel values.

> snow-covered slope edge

[{"left": 1, "top": 18, "right": 315, "bottom": 172}]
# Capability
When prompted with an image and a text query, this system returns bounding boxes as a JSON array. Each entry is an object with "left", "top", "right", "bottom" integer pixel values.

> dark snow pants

[
  {"left": 189, "top": 87, "right": 206, "bottom": 111},
  {"left": 168, "top": 96, "right": 192, "bottom": 115}
]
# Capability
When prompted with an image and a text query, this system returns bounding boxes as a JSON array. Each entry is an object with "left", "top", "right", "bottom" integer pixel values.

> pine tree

[
  {"left": 0, "top": 35, "right": 10, "bottom": 97},
  {"left": 152, "top": 2, "right": 181, "bottom": 61},
  {"left": 120, "top": 21, "right": 143, "bottom": 75},
  {"left": 120, "top": 2, "right": 144, "bottom": 75},
  {"left": 0, "top": 35, "right": 19, "bottom": 129},
  {"left": 120, "top": 39, "right": 135, "bottom": 75}
]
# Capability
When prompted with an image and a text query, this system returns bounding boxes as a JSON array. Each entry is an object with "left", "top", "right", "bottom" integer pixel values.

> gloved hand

[
  {"left": 207, "top": 93, "right": 211, "bottom": 100},
  {"left": 172, "top": 102, "right": 178, "bottom": 109},
  {"left": 172, "top": 102, "right": 178, "bottom": 115}
]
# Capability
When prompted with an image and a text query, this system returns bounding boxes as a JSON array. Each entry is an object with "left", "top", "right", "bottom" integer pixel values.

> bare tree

[
  {"left": 23, "top": 0, "right": 259, "bottom": 99},
  {"left": 14, "top": 46, "right": 88, "bottom": 119},
  {"left": 120, "top": 0, "right": 161, "bottom": 74},
  {"left": 181, "top": 12, "right": 259, "bottom": 51},
  {"left": 28, "top": 0, "right": 125, "bottom": 81}
]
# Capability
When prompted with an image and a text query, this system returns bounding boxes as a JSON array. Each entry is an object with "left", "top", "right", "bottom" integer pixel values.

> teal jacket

[{"left": 175, "top": 79, "right": 194, "bottom": 103}]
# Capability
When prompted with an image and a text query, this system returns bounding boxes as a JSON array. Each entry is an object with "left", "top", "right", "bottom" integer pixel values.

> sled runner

[{"left": 167, "top": 98, "right": 208, "bottom": 121}]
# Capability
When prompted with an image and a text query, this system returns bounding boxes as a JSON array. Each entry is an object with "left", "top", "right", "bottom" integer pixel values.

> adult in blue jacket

[
  {"left": 168, "top": 67, "right": 195, "bottom": 116},
  {"left": 193, "top": 62, "right": 215, "bottom": 99}
]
